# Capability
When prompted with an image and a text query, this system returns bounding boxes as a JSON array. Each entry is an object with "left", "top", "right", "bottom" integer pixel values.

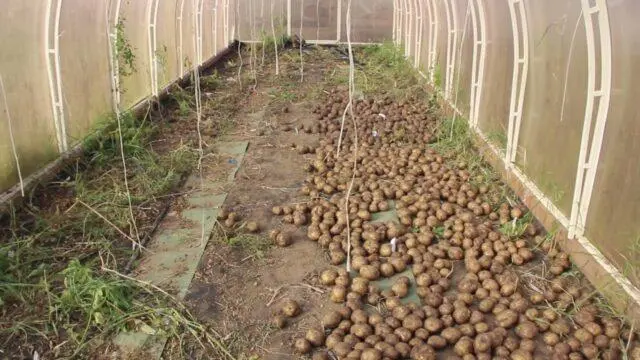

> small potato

[
  {"left": 275, "top": 232, "right": 293, "bottom": 247},
  {"left": 402, "top": 314, "right": 423, "bottom": 332},
  {"left": 392, "top": 282, "right": 409, "bottom": 298},
  {"left": 361, "top": 348, "right": 382, "bottom": 360},
  {"left": 294, "top": 338, "right": 312, "bottom": 354},
  {"left": 246, "top": 221, "right": 259, "bottom": 233},
  {"left": 320, "top": 269, "right": 339, "bottom": 286},
  {"left": 516, "top": 321, "right": 538, "bottom": 339},
  {"left": 272, "top": 315, "right": 287, "bottom": 329},
  {"left": 322, "top": 311, "right": 342, "bottom": 329},
  {"left": 441, "top": 327, "right": 463, "bottom": 344},
  {"left": 359, "top": 265, "right": 381, "bottom": 280},
  {"left": 495, "top": 309, "right": 519, "bottom": 328},
  {"left": 330, "top": 285, "right": 347, "bottom": 303},
  {"left": 454, "top": 337, "right": 474, "bottom": 356},
  {"left": 281, "top": 299, "right": 301, "bottom": 317},
  {"left": 306, "top": 328, "right": 325, "bottom": 347},
  {"left": 410, "top": 344, "right": 437, "bottom": 360},
  {"left": 350, "top": 323, "right": 373, "bottom": 339}
]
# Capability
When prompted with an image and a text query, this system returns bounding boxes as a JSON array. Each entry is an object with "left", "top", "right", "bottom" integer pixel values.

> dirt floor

[{"left": 1, "top": 43, "right": 638, "bottom": 360}]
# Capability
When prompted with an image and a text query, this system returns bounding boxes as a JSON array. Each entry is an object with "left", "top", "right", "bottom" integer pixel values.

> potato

[
  {"left": 454, "top": 337, "right": 474, "bottom": 356},
  {"left": 272, "top": 314, "right": 287, "bottom": 329},
  {"left": 402, "top": 314, "right": 423, "bottom": 331},
  {"left": 441, "top": 327, "right": 463, "bottom": 344},
  {"left": 574, "top": 328, "right": 594, "bottom": 344},
  {"left": 391, "top": 305, "right": 410, "bottom": 320},
  {"left": 312, "top": 352, "right": 330, "bottom": 360},
  {"left": 323, "top": 311, "right": 342, "bottom": 329},
  {"left": 474, "top": 333, "right": 492, "bottom": 353},
  {"left": 550, "top": 319, "right": 571, "bottom": 336},
  {"left": 515, "top": 321, "right": 538, "bottom": 339},
  {"left": 333, "top": 342, "right": 352, "bottom": 357},
  {"left": 392, "top": 282, "right": 409, "bottom": 298},
  {"left": 306, "top": 328, "right": 325, "bottom": 347},
  {"left": 543, "top": 331, "right": 560, "bottom": 346},
  {"left": 351, "top": 323, "right": 373, "bottom": 338},
  {"left": 351, "top": 309, "right": 369, "bottom": 324},
  {"left": 351, "top": 277, "right": 369, "bottom": 295},
  {"left": 281, "top": 299, "right": 301, "bottom": 317},
  {"left": 359, "top": 265, "right": 380, "bottom": 280},
  {"left": 361, "top": 348, "right": 382, "bottom": 360},
  {"left": 320, "top": 269, "right": 339, "bottom": 286},
  {"left": 495, "top": 309, "right": 519, "bottom": 328},
  {"left": 510, "top": 349, "right": 533, "bottom": 360},
  {"left": 424, "top": 317, "right": 443, "bottom": 333},
  {"left": 294, "top": 338, "right": 312, "bottom": 354},
  {"left": 330, "top": 285, "right": 347, "bottom": 303},
  {"left": 427, "top": 335, "right": 447, "bottom": 349},
  {"left": 410, "top": 344, "right": 437, "bottom": 360},
  {"left": 453, "top": 307, "right": 472, "bottom": 324},
  {"left": 330, "top": 249, "right": 347, "bottom": 265},
  {"left": 325, "top": 333, "right": 342, "bottom": 349},
  {"left": 275, "top": 232, "right": 293, "bottom": 247}
]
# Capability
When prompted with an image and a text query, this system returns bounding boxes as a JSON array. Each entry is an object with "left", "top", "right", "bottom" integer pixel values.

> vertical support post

[
  {"left": 178, "top": 0, "right": 186, "bottom": 73},
  {"left": 569, "top": 0, "right": 613, "bottom": 239},
  {"left": 45, "top": 0, "right": 67, "bottom": 153},
  {"left": 469, "top": 0, "right": 486, "bottom": 130},
  {"left": 287, "top": 0, "right": 292, "bottom": 37},
  {"left": 415, "top": 0, "right": 424, "bottom": 67},
  {"left": 505, "top": 0, "right": 529, "bottom": 167},
  {"left": 337, "top": 0, "right": 342, "bottom": 42},
  {"left": 406, "top": 0, "right": 413, "bottom": 58},
  {"left": 148, "top": 0, "right": 159, "bottom": 96}
]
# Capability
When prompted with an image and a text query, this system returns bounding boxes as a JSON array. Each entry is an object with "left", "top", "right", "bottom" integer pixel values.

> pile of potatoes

[{"left": 271, "top": 88, "right": 634, "bottom": 359}]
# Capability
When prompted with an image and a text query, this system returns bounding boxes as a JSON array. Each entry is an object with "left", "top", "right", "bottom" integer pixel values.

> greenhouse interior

[{"left": 0, "top": 0, "right": 639, "bottom": 359}]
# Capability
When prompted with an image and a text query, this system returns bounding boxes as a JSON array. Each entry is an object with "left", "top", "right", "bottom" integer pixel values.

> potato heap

[{"left": 274, "top": 88, "right": 631, "bottom": 359}]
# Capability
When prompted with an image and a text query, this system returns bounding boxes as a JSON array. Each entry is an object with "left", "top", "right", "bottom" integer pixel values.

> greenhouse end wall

[{"left": 1, "top": 0, "right": 640, "bottom": 316}]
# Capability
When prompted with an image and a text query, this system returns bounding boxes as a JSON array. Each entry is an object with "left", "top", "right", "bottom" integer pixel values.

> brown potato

[
  {"left": 454, "top": 337, "right": 474, "bottom": 356},
  {"left": 515, "top": 321, "right": 538, "bottom": 339},
  {"left": 359, "top": 265, "right": 381, "bottom": 280},
  {"left": 294, "top": 338, "right": 312, "bottom": 354},
  {"left": 330, "top": 285, "right": 347, "bottom": 303},
  {"left": 322, "top": 311, "right": 342, "bottom": 329},
  {"left": 281, "top": 299, "right": 301, "bottom": 317},
  {"left": 306, "top": 328, "right": 325, "bottom": 347},
  {"left": 495, "top": 309, "right": 519, "bottom": 328},
  {"left": 410, "top": 344, "right": 437, "bottom": 360}
]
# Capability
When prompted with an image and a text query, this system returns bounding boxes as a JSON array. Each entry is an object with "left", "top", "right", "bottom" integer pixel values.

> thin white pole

[
  {"left": 53, "top": 0, "right": 67, "bottom": 151},
  {"left": 0, "top": 75, "right": 24, "bottom": 196},
  {"left": 443, "top": 0, "right": 453, "bottom": 98},
  {"left": 337, "top": 0, "right": 342, "bottom": 42},
  {"left": 178, "top": 0, "right": 185, "bottom": 73},
  {"left": 469, "top": 0, "right": 479, "bottom": 127},
  {"left": 415, "top": 0, "right": 424, "bottom": 67},
  {"left": 287, "top": 0, "right": 292, "bottom": 37},
  {"left": 475, "top": 0, "right": 487, "bottom": 129}
]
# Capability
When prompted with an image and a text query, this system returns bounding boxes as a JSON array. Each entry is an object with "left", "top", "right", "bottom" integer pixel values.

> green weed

[{"left": 115, "top": 19, "right": 136, "bottom": 77}]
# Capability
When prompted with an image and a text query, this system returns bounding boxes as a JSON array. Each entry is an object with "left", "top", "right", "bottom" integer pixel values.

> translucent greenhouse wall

[
  {"left": 1, "top": 0, "right": 640, "bottom": 313},
  {"left": 394, "top": 0, "right": 640, "bottom": 312}
]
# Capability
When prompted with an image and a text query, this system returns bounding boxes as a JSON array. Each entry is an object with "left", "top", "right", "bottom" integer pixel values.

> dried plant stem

[
  {"left": 193, "top": 0, "right": 205, "bottom": 247},
  {"left": 78, "top": 200, "right": 142, "bottom": 248},
  {"left": 0, "top": 74, "right": 24, "bottom": 197},
  {"left": 344, "top": 0, "right": 357, "bottom": 272}
]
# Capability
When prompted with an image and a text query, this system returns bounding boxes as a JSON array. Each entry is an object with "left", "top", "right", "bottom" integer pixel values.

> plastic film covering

[
  {"left": 59, "top": 0, "right": 113, "bottom": 144},
  {"left": 433, "top": 0, "right": 447, "bottom": 91},
  {"left": 340, "top": 0, "right": 394, "bottom": 43},
  {"left": 585, "top": 0, "right": 640, "bottom": 286},
  {"left": 418, "top": 0, "right": 430, "bottom": 73},
  {"left": 514, "top": 0, "right": 587, "bottom": 216},
  {"left": 476, "top": 0, "right": 512, "bottom": 148},
  {"left": 451, "top": 0, "right": 472, "bottom": 114},
  {"left": 119, "top": 0, "right": 153, "bottom": 107},
  {"left": 0, "top": 1, "right": 59, "bottom": 192},
  {"left": 179, "top": 0, "right": 196, "bottom": 75},
  {"left": 237, "top": 0, "right": 287, "bottom": 42},
  {"left": 155, "top": 0, "right": 180, "bottom": 86},
  {"left": 290, "top": 0, "right": 339, "bottom": 41}
]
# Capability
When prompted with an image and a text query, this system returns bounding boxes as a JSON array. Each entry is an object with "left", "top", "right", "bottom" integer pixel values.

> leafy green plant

[{"left": 115, "top": 19, "right": 136, "bottom": 77}]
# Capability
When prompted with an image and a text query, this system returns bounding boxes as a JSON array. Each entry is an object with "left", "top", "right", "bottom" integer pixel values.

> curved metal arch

[{"left": 506, "top": 0, "right": 529, "bottom": 168}]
